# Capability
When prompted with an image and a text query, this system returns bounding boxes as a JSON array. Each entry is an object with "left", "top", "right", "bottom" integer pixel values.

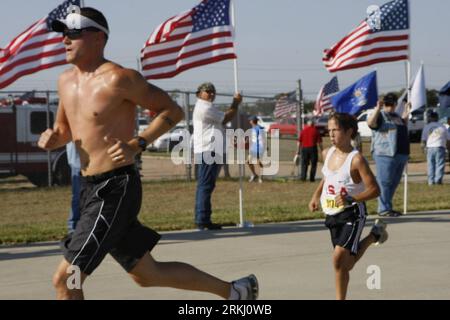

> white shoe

[
  {"left": 231, "top": 274, "right": 259, "bottom": 300},
  {"left": 258, "top": 176, "right": 263, "bottom": 183},
  {"left": 371, "top": 219, "right": 388, "bottom": 245},
  {"left": 249, "top": 175, "right": 256, "bottom": 182}
]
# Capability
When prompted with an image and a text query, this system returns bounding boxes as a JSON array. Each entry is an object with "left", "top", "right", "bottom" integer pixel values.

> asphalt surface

[{"left": 1, "top": 210, "right": 449, "bottom": 300}]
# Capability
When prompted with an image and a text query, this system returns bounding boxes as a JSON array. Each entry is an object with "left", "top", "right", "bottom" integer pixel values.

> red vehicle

[
  {"left": 268, "top": 118, "right": 298, "bottom": 137},
  {"left": 0, "top": 103, "right": 70, "bottom": 187},
  {"left": 269, "top": 116, "right": 329, "bottom": 138}
]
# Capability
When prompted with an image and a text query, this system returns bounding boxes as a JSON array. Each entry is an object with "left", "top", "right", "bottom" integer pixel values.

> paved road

[{"left": 1, "top": 210, "right": 449, "bottom": 300}]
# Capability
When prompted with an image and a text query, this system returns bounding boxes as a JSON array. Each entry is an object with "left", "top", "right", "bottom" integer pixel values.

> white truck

[
  {"left": 0, "top": 103, "right": 70, "bottom": 187},
  {"left": 357, "top": 108, "right": 425, "bottom": 142}
]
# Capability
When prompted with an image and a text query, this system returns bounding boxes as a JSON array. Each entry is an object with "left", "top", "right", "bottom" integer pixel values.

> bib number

[{"left": 322, "top": 196, "right": 344, "bottom": 214}]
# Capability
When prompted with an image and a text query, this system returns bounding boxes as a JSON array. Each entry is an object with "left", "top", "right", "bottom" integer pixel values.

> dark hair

[
  {"left": 81, "top": 7, "right": 109, "bottom": 41},
  {"left": 328, "top": 112, "right": 358, "bottom": 139},
  {"left": 383, "top": 92, "right": 398, "bottom": 106}
]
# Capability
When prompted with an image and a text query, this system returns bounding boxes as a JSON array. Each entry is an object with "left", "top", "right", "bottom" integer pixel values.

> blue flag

[{"left": 330, "top": 71, "right": 378, "bottom": 115}]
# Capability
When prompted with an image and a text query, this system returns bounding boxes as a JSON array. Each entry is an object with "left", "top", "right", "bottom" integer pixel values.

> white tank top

[{"left": 320, "top": 147, "right": 365, "bottom": 216}]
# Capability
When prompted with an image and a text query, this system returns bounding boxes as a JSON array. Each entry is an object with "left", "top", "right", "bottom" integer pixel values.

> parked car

[
  {"left": 258, "top": 116, "right": 276, "bottom": 130},
  {"left": 301, "top": 115, "right": 329, "bottom": 136},
  {"left": 409, "top": 107, "right": 425, "bottom": 142},
  {"left": 147, "top": 122, "right": 192, "bottom": 152},
  {"left": 268, "top": 118, "right": 297, "bottom": 137},
  {"left": 357, "top": 110, "right": 374, "bottom": 139},
  {"left": 356, "top": 107, "right": 425, "bottom": 142},
  {"left": 269, "top": 116, "right": 330, "bottom": 138}
]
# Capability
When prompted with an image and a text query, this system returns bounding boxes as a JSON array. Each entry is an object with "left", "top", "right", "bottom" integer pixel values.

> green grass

[
  {"left": 1, "top": 179, "right": 448, "bottom": 244},
  {"left": 147, "top": 138, "right": 427, "bottom": 163}
]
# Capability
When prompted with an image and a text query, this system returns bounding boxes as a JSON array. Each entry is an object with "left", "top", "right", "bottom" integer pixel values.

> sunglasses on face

[
  {"left": 63, "top": 27, "right": 101, "bottom": 40},
  {"left": 204, "top": 90, "right": 216, "bottom": 95}
]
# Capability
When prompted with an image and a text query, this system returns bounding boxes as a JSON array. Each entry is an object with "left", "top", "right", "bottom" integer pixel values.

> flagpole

[
  {"left": 231, "top": 0, "right": 247, "bottom": 228},
  {"left": 403, "top": 60, "right": 410, "bottom": 215},
  {"left": 403, "top": 0, "right": 412, "bottom": 215}
]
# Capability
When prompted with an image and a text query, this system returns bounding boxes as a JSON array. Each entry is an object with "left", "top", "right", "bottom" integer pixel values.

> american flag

[
  {"left": 141, "top": 0, "right": 236, "bottom": 80},
  {"left": 314, "top": 76, "right": 339, "bottom": 116},
  {"left": 323, "top": 0, "right": 409, "bottom": 73},
  {"left": 274, "top": 91, "right": 298, "bottom": 119},
  {"left": 0, "top": 0, "right": 79, "bottom": 89}
]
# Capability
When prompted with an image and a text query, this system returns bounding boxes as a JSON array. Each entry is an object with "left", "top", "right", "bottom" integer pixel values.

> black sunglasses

[{"left": 63, "top": 27, "right": 101, "bottom": 40}]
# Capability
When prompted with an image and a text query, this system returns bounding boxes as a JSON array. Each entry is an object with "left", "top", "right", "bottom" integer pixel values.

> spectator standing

[{"left": 421, "top": 112, "right": 450, "bottom": 185}]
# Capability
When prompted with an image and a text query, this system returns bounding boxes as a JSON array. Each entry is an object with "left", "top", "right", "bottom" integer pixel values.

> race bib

[{"left": 322, "top": 196, "right": 345, "bottom": 214}]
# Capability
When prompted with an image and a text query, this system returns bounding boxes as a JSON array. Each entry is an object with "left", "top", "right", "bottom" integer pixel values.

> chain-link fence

[{"left": 1, "top": 90, "right": 287, "bottom": 185}]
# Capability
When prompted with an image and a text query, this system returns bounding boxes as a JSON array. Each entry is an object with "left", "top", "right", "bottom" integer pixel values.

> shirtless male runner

[{"left": 38, "top": 6, "right": 258, "bottom": 300}]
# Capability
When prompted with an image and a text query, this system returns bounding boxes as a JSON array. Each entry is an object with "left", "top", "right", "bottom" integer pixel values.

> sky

[{"left": 1, "top": 0, "right": 449, "bottom": 101}]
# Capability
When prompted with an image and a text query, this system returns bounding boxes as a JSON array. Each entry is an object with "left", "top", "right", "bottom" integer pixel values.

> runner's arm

[
  {"left": 120, "top": 69, "right": 184, "bottom": 150},
  {"left": 309, "top": 178, "right": 324, "bottom": 212},
  {"left": 38, "top": 78, "right": 72, "bottom": 150},
  {"left": 350, "top": 155, "right": 380, "bottom": 202}
]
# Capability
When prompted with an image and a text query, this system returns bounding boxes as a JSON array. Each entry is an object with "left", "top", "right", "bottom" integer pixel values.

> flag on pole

[
  {"left": 274, "top": 91, "right": 297, "bottom": 119},
  {"left": 323, "top": 0, "right": 409, "bottom": 73},
  {"left": 314, "top": 76, "right": 340, "bottom": 116},
  {"left": 0, "top": 0, "right": 80, "bottom": 89},
  {"left": 439, "top": 82, "right": 450, "bottom": 109},
  {"left": 410, "top": 64, "right": 426, "bottom": 112},
  {"left": 330, "top": 71, "right": 378, "bottom": 115},
  {"left": 141, "top": 0, "right": 236, "bottom": 80}
]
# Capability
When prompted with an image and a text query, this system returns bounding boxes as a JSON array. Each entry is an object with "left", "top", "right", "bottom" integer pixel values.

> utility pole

[
  {"left": 183, "top": 92, "right": 192, "bottom": 181},
  {"left": 296, "top": 79, "right": 304, "bottom": 178},
  {"left": 296, "top": 79, "right": 304, "bottom": 136}
]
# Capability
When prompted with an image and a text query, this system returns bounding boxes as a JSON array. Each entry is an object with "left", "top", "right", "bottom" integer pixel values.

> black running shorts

[
  {"left": 324, "top": 203, "right": 367, "bottom": 255},
  {"left": 61, "top": 165, "right": 161, "bottom": 275}
]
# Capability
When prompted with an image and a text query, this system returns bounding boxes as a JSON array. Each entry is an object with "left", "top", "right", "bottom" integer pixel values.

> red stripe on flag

[
  {"left": 143, "top": 43, "right": 234, "bottom": 70},
  {"left": 328, "top": 55, "right": 409, "bottom": 72},
  {"left": 142, "top": 31, "right": 233, "bottom": 60},
  {"left": 0, "top": 48, "right": 66, "bottom": 76},
  {"left": 327, "top": 44, "right": 409, "bottom": 70},
  {"left": 0, "top": 59, "right": 66, "bottom": 89},
  {"left": 143, "top": 54, "right": 236, "bottom": 80}
]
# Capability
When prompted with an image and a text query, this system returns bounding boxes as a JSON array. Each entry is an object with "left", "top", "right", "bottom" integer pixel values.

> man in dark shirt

[{"left": 296, "top": 119, "right": 323, "bottom": 182}]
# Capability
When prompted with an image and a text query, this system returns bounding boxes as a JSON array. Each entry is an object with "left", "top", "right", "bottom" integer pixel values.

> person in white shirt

[
  {"left": 247, "top": 116, "right": 266, "bottom": 183},
  {"left": 308, "top": 112, "right": 387, "bottom": 300},
  {"left": 193, "top": 82, "right": 242, "bottom": 230},
  {"left": 421, "top": 112, "right": 450, "bottom": 185}
]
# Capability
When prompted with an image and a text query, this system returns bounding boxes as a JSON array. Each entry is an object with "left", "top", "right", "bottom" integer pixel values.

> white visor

[{"left": 52, "top": 13, "right": 109, "bottom": 36}]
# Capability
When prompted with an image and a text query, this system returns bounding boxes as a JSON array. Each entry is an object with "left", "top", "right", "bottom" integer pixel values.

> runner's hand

[
  {"left": 105, "top": 136, "right": 138, "bottom": 164},
  {"left": 308, "top": 197, "right": 320, "bottom": 212},
  {"left": 334, "top": 194, "right": 346, "bottom": 207},
  {"left": 38, "top": 128, "right": 59, "bottom": 150}
]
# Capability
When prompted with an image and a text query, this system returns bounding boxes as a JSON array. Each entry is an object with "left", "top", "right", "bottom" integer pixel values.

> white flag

[{"left": 410, "top": 64, "right": 426, "bottom": 112}]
